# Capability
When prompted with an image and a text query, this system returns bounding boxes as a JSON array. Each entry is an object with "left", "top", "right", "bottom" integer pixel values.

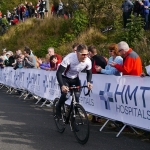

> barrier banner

[{"left": 0, "top": 67, "right": 150, "bottom": 131}]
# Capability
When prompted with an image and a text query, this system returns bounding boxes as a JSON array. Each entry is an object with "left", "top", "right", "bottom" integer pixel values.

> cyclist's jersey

[{"left": 61, "top": 53, "right": 91, "bottom": 79}]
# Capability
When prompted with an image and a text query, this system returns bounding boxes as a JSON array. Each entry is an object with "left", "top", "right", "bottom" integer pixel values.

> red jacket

[
  {"left": 11, "top": 18, "right": 19, "bottom": 25},
  {"left": 114, "top": 48, "right": 142, "bottom": 76}
]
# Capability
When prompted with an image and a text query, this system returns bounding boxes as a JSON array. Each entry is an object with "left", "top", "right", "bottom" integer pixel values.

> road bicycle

[{"left": 53, "top": 85, "right": 90, "bottom": 144}]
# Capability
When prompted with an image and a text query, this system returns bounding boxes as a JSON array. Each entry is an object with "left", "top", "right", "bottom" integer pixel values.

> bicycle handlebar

[{"left": 69, "top": 86, "right": 91, "bottom": 96}]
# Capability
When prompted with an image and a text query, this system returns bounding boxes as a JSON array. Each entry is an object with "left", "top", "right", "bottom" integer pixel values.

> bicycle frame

[
  {"left": 53, "top": 85, "right": 90, "bottom": 144},
  {"left": 62, "top": 86, "right": 90, "bottom": 125},
  {"left": 63, "top": 89, "right": 76, "bottom": 125}
]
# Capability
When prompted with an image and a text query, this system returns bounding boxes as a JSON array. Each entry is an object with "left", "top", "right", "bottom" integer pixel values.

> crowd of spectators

[
  {"left": 122, "top": 0, "right": 150, "bottom": 30},
  {"left": 0, "top": 0, "right": 49, "bottom": 34},
  {"left": 0, "top": 0, "right": 146, "bottom": 125},
  {"left": 0, "top": 41, "right": 143, "bottom": 122}
]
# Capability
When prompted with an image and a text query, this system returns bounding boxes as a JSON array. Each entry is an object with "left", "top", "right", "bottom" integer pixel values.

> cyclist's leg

[
  {"left": 70, "top": 77, "right": 81, "bottom": 131},
  {"left": 73, "top": 77, "right": 81, "bottom": 103},
  {"left": 56, "top": 77, "right": 69, "bottom": 118}
]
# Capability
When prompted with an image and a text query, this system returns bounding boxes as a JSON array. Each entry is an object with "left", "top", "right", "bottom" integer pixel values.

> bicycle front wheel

[
  {"left": 72, "top": 104, "right": 89, "bottom": 144},
  {"left": 53, "top": 98, "right": 66, "bottom": 133}
]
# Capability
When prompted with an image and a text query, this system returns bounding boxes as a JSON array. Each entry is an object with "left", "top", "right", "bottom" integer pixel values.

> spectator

[
  {"left": 0, "top": 57, "right": 4, "bottom": 69},
  {"left": 24, "top": 7, "right": 29, "bottom": 19},
  {"left": 46, "top": 47, "right": 62, "bottom": 68},
  {"left": 23, "top": 46, "right": 36, "bottom": 68},
  {"left": 139, "top": 0, "right": 150, "bottom": 30},
  {"left": 0, "top": 10, "right": 2, "bottom": 17},
  {"left": 88, "top": 45, "right": 107, "bottom": 74},
  {"left": 133, "top": 0, "right": 141, "bottom": 16},
  {"left": 88, "top": 45, "right": 107, "bottom": 123},
  {"left": 11, "top": 16, "right": 19, "bottom": 25},
  {"left": 121, "top": 0, "right": 133, "bottom": 28},
  {"left": 72, "top": 43, "right": 79, "bottom": 53},
  {"left": 14, "top": 55, "right": 24, "bottom": 70},
  {"left": 57, "top": 0, "right": 64, "bottom": 17},
  {"left": 110, "top": 41, "right": 142, "bottom": 76},
  {"left": 51, "top": 3, "right": 55, "bottom": 15},
  {"left": 1, "top": 15, "right": 9, "bottom": 34},
  {"left": 7, "top": 51, "right": 15, "bottom": 67},
  {"left": 2, "top": 48, "right": 8, "bottom": 61},
  {"left": 16, "top": 49, "right": 22, "bottom": 56},
  {"left": 6, "top": 10, "right": 11, "bottom": 24},
  {"left": 4, "top": 51, "right": 11, "bottom": 66},
  {"left": 50, "top": 55, "right": 61, "bottom": 70},
  {"left": 0, "top": 15, "right": 2, "bottom": 24},
  {"left": 36, "top": 0, "right": 41, "bottom": 18},
  {"left": 39, "top": 0, "right": 45, "bottom": 19},
  {"left": 95, "top": 43, "right": 123, "bottom": 76},
  {"left": 38, "top": 56, "right": 51, "bottom": 70},
  {"left": 16, "top": 5, "right": 21, "bottom": 20}
]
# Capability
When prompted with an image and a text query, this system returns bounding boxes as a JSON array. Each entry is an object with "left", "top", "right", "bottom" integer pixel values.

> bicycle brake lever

[{"left": 84, "top": 89, "right": 91, "bottom": 96}]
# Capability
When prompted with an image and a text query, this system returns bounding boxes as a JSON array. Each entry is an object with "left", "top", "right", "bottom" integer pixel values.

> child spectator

[
  {"left": 14, "top": 55, "right": 23, "bottom": 70},
  {"left": 50, "top": 55, "right": 61, "bottom": 70}
]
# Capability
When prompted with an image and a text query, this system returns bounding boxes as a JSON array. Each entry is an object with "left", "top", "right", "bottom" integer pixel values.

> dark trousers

[
  {"left": 123, "top": 12, "right": 130, "bottom": 28},
  {"left": 143, "top": 13, "right": 149, "bottom": 30},
  {"left": 57, "top": 76, "right": 81, "bottom": 107}
]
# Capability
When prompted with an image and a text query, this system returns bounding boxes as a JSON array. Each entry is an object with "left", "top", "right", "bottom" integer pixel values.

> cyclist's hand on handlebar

[
  {"left": 61, "top": 85, "right": 69, "bottom": 93},
  {"left": 87, "top": 82, "right": 93, "bottom": 90}
]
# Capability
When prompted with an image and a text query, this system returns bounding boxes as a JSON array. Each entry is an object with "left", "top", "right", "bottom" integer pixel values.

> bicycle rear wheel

[
  {"left": 72, "top": 104, "right": 89, "bottom": 144},
  {"left": 53, "top": 98, "right": 66, "bottom": 133}
]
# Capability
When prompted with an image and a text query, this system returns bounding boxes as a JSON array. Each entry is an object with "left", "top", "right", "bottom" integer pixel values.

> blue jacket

[
  {"left": 101, "top": 56, "right": 123, "bottom": 76},
  {"left": 143, "top": 0, "right": 150, "bottom": 14}
]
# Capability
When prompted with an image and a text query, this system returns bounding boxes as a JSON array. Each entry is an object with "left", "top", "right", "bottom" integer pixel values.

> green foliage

[
  {"left": 113, "top": 15, "right": 145, "bottom": 47},
  {"left": 1, "top": 0, "right": 150, "bottom": 70},
  {"left": 71, "top": 10, "right": 88, "bottom": 35},
  {"left": 61, "top": 33, "right": 75, "bottom": 44},
  {"left": 34, "top": 36, "right": 60, "bottom": 57}
]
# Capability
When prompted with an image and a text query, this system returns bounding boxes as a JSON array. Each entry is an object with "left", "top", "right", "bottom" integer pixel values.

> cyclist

[
  {"left": 1, "top": 15, "right": 9, "bottom": 34},
  {"left": 56, "top": 44, "right": 93, "bottom": 118}
]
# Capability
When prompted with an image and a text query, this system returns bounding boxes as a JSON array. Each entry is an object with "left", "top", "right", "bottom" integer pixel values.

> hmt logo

[
  {"left": 43, "top": 75, "right": 59, "bottom": 92},
  {"left": 99, "top": 83, "right": 113, "bottom": 110}
]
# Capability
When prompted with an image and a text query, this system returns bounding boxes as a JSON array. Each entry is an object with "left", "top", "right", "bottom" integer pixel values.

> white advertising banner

[{"left": 0, "top": 67, "right": 150, "bottom": 131}]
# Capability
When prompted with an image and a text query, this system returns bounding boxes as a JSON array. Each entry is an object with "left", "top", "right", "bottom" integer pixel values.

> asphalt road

[{"left": 0, "top": 88, "right": 149, "bottom": 150}]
